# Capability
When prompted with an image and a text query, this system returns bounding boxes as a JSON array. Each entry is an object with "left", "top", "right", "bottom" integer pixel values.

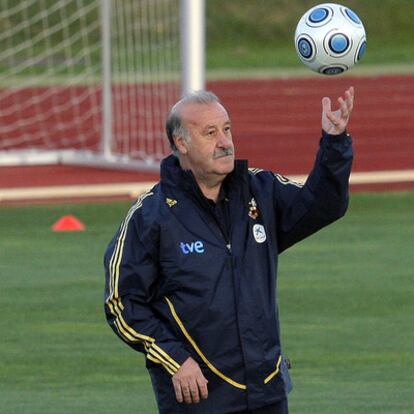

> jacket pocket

[
  {"left": 264, "top": 354, "right": 282, "bottom": 384},
  {"left": 281, "top": 356, "right": 293, "bottom": 394},
  {"left": 165, "top": 296, "right": 247, "bottom": 390}
]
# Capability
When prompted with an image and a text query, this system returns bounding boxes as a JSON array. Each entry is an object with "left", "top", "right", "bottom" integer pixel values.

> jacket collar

[{"left": 160, "top": 154, "right": 249, "bottom": 199}]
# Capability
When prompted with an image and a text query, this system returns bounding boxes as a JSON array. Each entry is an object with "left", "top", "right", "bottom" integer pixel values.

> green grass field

[{"left": 1, "top": 191, "right": 413, "bottom": 413}]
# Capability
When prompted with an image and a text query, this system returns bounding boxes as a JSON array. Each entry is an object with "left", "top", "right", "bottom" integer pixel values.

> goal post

[
  {"left": 180, "top": 0, "right": 205, "bottom": 95},
  {"left": 0, "top": 0, "right": 205, "bottom": 171}
]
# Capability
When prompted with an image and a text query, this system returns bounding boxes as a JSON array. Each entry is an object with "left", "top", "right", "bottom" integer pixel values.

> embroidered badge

[
  {"left": 166, "top": 198, "right": 177, "bottom": 207},
  {"left": 248, "top": 197, "right": 259, "bottom": 219},
  {"left": 253, "top": 224, "right": 266, "bottom": 243}
]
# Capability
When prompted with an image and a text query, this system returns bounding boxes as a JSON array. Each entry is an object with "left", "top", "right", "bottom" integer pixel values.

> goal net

[{"left": 0, "top": 0, "right": 186, "bottom": 170}]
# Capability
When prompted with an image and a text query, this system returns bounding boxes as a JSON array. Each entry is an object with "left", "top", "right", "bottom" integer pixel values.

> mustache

[{"left": 213, "top": 147, "right": 234, "bottom": 159}]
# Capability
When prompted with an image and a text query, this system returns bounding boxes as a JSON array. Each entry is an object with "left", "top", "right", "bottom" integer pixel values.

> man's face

[{"left": 177, "top": 102, "right": 235, "bottom": 181}]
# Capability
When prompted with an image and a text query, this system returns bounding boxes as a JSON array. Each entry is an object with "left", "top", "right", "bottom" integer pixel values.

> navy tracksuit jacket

[{"left": 104, "top": 131, "right": 353, "bottom": 413}]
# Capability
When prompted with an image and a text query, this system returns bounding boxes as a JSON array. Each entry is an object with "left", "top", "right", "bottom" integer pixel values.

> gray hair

[{"left": 165, "top": 90, "right": 221, "bottom": 154}]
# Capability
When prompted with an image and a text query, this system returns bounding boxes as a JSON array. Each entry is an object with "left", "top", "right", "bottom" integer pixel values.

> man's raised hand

[{"left": 322, "top": 86, "right": 354, "bottom": 135}]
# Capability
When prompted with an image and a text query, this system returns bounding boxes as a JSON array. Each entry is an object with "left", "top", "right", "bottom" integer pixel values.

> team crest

[
  {"left": 253, "top": 224, "right": 266, "bottom": 243},
  {"left": 248, "top": 197, "right": 259, "bottom": 219}
]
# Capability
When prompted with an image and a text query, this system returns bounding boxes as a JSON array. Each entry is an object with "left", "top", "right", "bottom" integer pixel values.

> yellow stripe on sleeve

[
  {"left": 105, "top": 192, "right": 182, "bottom": 376},
  {"left": 108, "top": 191, "right": 153, "bottom": 300}
]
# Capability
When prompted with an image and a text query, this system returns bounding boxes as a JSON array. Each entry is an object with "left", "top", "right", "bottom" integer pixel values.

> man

[{"left": 104, "top": 87, "right": 354, "bottom": 413}]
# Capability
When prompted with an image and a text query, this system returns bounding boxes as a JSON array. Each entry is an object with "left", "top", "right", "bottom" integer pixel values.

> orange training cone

[{"left": 52, "top": 215, "right": 85, "bottom": 232}]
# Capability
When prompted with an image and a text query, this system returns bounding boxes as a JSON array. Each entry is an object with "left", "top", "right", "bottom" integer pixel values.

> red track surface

[
  {"left": 211, "top": 75, "right": 414, "bottom": 173},
  {"left": 1, "top": 74, "right": 413, "bottom": 198}
]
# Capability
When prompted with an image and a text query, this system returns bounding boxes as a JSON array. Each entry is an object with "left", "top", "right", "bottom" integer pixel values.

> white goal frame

[{"left": 0, "top": 0, "right": 205, "bottom": 171}]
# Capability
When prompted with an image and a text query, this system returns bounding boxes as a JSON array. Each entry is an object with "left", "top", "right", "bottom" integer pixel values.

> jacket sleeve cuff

[
  {"left": 146, "top": 342, "right": 191, "bottom": 376},
  {"left": 321, "top": 129, "right": 351, "bottom": 143}
]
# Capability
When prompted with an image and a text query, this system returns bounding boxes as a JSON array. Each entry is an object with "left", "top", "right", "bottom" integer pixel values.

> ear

[{"left": 173, "top": 134, "right": 188, "bottom": 155}]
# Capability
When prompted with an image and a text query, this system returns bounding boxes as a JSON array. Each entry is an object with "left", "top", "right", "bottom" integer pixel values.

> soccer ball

[{"left": 294, "top": 3, "right": 367, "bottom": 75}]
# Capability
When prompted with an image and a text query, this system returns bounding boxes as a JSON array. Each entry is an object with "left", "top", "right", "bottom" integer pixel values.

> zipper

[
  {"left": 208, "top": 215, "right": 231, "bottom": 252},
  {"left": 201, "top": 202, "right": 232, "bottom": 253},
  {"left": 187, "top": 187, "right": 232, "bottom": 253},
  {"left": 215, "top": 219, "right": 231, "bottom": 253}
]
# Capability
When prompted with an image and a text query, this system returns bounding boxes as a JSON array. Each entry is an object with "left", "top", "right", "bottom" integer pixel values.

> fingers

[
  {"left": 172, "top": 379, "right": 184, "bottom": 403},
  {"left": 188, "top": 379, "right": 200, "bottom": 404},
  {"left": 182, "top": 382, "right": 196, "bottom": 404},
  {"left": 197, "top": 376, "right": 209, "bottom": 400},
  {"left": 338, "top": 86, "right": 354, "bottom": 118},
  {"left": 342, "top": 86, "right": 354, "bottom": 113},
  {"left": 322, "top": 96, "right": 331, "bottom": 113},
  {"left": 345, "top": 86, "right": 354, "bottom": 115},
  {"left": 173, "top": 378, "right": 208, "bottom": 404},
  {"left": 322, "top": 86, "right": 354, "bottom": 134},
  {"left": 325, "top": 109, "right": 340, "bottom": 127},
  {"left": 338, "top": 96, "right": 349, "bottom": 118},
  {"left": 172, "top": 357, "right": 208, "bottom": 404},
  {"left": 324, "top": 87, "right": 353, "bottom": 118},
  {"left": 346, "top": 86, "right": 355, "bottom": 108}
]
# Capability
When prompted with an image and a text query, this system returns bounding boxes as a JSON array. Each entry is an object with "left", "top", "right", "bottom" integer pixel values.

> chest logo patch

[
  {"left": 253, "top": 224, "right": 266, "bottom": 243},
  {"left": 179, "top": 241, "right": 205, "bottom": 255}
]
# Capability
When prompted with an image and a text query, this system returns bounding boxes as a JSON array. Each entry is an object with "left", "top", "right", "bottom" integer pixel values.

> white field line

[
  {"left": 291, "top": 169, "right": 414, "bottom": 186},
  {"left": 1, "top": 170, "right": 414, "bottom": 202},
  {"left": 0, "top": 182, "right": 156, "bottom": 202}
]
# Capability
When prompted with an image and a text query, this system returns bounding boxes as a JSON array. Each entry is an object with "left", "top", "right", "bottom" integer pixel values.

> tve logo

[{"left": 179, "top": 241, "right": 205, "bottom": 255}]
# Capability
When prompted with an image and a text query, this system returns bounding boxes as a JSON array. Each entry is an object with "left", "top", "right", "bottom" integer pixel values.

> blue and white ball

[{"left": 294, "top": 3, "right": 367, "bottom": 75}]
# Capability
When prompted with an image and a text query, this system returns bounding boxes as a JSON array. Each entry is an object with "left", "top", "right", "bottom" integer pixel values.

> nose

[{"left": 217, "top": 130, "right": 232, "bottom": 148}]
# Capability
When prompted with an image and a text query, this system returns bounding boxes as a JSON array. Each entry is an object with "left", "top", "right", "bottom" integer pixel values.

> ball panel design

[
  {"left": 321, "top": 65, "right": 347, "bottom": 75},
  {"left": 356, "top": 40, "right": 367, "bottom": 62},
  {"left": 328, "top": 33, "right": 350, "bottom": 54},
  {"left": 309, "top": 8, "right": 329, "bottom": 23},
  {"left": 344, "top": 8, "right": 361, "bottom": 25},
  {"left": 297, "top": 36, "right": 315, "bottom": 60},
  {"left": 305, "top": 5, "right": 333, "bottom": 27}
]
